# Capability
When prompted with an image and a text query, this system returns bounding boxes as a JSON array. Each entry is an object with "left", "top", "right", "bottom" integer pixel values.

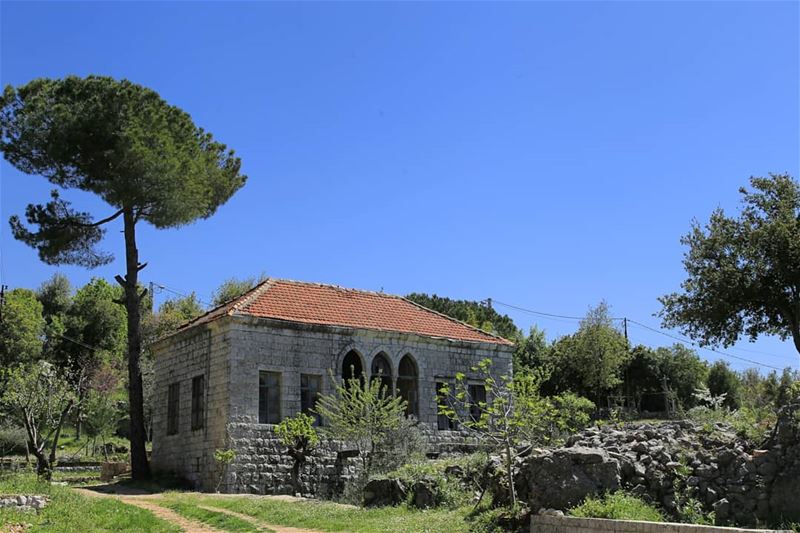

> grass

[
  {"left": 162, "top": 492, "right": 475, "bottom": 533},
  {"left": 568, "top": 492, "right": 665, "bottom": 522},
  {"left": 0, "top": 473, "right": 179, "bottom": 533},
  {"left": 162, "top": 500, "right": 268, "bottom": 532}
]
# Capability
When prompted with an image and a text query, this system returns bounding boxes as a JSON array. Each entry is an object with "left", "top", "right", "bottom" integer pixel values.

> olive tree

[
  {"left": 0, "top": 361, "right": 77, "bottom": 479},
  {"left": 660, "top": 174, "right": 800, "bottom": 363},
  {"left": 0, "top": 76, "right": 247, "bottom": 478}
]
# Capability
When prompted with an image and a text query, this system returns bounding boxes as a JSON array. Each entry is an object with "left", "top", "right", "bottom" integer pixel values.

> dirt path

[
  {"left": 198, "top": 504, "right": 327, "bottom": 533},
  {"left": 73, "top": 488, "right": 224, "bottom": 533},
  {"left": 73, "top": 487, "right": 332, "bottom": 533}
]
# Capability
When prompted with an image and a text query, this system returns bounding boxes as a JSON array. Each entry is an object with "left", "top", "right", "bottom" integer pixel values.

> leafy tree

[
  {"left": 214, "top": 448, "right": 237, "bottom": 493},
  {"left": 275, "top": 413, "right": 319, "bottom": 494},
  {"left": 775, "top": 368, "right": 800, "bottom": 408},
  {"left": 314, "top": 372, "right": 407, "bottom": 478},
  {"left": 55, "top": 278, "right": 126, "bottom": 438},
  {"left": 211, "top": 275, "right": 265, "bottom": 306},
  {"left": 546, "top": 302, "right": 630, "bottom": 404},
  {"left": 706, "top": 361, "right": 742, "bottom": 409},
  {"left": 84, "top": 364, "right": 124, "bottom": 460},
  {"left": 513, "top": 325, "right": 549, "bottom": 374},
  {"left": 0, "top": 361, "right": 77, "bottom": 479},
  {"left": 438, "top": 360, "right": 594, "bottom": 507},
  {"left": 659, "top": 174, "right": 800, "bottom": 362},
  {"left": 624, "top": 344, "right": 708, "bottom": 412},
  {"left": 1, "top": 76, "right": 246, "bottom": 478},
  {"left": 0, "top": 288, "right": 44, "bottom": 367},
  {"left": 405, "top": 293, "right": 521, "bottom": 340},
  {"left": 37, "top": 273, "right": 71, "bottom": 319}
]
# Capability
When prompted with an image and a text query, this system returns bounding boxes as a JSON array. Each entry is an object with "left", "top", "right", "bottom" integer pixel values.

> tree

[
  {"left": 1, "top": 76, "right": 246, "bottom": 478},
  {"left": 706, "top": 361, "right": 742, "bottom": 410},
  {"left": 546, "top": 302, "right": 630, "bottom": 404},
  {"left": 0, "top": 361, "right": 77, "bottom": 479},
  {"left": 438, "top": 360, "right": 594, "bottom": 507},
  {"left": 405, "top": 293, "right": 521, "bottom": 340},
  {"left": 0, "top": 288, "right": 44, "bottom": 368},
  {"left": 513, "top": 325, "right": 549, "bottom": 374},
  {"left": 275, "top": 413, "right": 319, "bottom": 494},
  {"left": 659, "top": 174, "right": 800, "bottom": 362},
  {"left": 50, "top": 278, "right": 127, "bottom": 439},
  {"left": 212, "top": 275, "right": 265, "bottom": 307},
  {"left": 314, "top": 372, "right": 407, "bottom": 479}
]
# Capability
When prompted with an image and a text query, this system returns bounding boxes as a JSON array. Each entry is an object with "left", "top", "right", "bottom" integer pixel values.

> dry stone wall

[
  {"left": 516, "top": 403, "right": 800, "bottom": 527},
  {"left": 530, "top": 515, "right": 792, "bottom": 533}
]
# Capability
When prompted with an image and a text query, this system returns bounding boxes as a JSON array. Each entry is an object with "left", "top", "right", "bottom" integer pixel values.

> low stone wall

[
  {"left": 530, "top": 515, "right": 792, "bottom": 533},
  {"left": 0, "top": 495, "right": 47, "bottom": 512},
  {"left": 224, "top": 422, "right": 362, "bottom": 497}
]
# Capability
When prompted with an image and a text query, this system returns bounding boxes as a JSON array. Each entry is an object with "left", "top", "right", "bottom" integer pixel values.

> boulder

[
  {"left": 410, "top": 479, "right": 439, "bottom": 509},
  {"left": 363, "top": 478, "right": 407, "bottom": 507},
  {"left": 517, "top": 446, "right": 620, "bottom": 511}
]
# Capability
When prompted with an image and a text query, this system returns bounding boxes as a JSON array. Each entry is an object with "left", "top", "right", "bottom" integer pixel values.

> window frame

[
  {"left": 191, "top": 375, "right": 205, "bottom": 431},
  {"left": 300, "top": 373, "right": 322, "bottom": 426},
  {"left": 258, "top": 370, "right": 282, "bottom": 425},
  {"left": 167, "top": 382, "right": 180, "bottom": 436}
]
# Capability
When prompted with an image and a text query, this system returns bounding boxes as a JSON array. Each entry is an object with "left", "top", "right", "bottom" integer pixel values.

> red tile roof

[{"left": 183, "top": 279, "right": 513, "bottom": 346}]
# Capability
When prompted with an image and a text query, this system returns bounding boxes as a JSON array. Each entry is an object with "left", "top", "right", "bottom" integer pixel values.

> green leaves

[
  {"left": 1, "top": 75, "right": 247, "bottom": 266},
  {"left": 0, "top": 287, "right": 44, "bottom": 367},
  {"left": 313, "top": 372, "right": 407, "bottom": 476},
  {"left": 660, "top": 173, "right": 800, "bottom": 358},
  {"left": 275, "top": 412, "right": 320, "bottom": 451}
]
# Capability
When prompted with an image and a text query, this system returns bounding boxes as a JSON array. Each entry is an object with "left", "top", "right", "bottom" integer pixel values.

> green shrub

[
  {"left": 569, "top": 492, "right": 665, "bottom": 522},
  {"left": 0, "top": 425, "right": 27, "bottom": 456},
  {"left": 382, "top": 454, "right": 487, "bottom": 509}
]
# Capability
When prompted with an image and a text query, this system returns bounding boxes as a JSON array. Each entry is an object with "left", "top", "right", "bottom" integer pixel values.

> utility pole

[
  {"left": 483, "top": 298, "right": 492, "bottom": 310},
  {"left": 623, "top": 317, "right": 628, "bottom": 341},
  {"left": 149, "top": 281, "right": 155, "bottom": 313}
]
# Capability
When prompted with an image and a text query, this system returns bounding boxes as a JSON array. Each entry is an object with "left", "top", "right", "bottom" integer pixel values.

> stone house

[{"left": 150, "top": 278, "right": 514, "bottom": 492}]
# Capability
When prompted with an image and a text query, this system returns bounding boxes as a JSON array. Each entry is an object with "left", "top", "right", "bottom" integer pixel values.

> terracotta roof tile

[{"left": 183, "top": 278, "right": 512, "bottom": 346}]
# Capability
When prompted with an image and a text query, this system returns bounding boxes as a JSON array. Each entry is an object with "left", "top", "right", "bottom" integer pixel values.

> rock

[
  {"left": 538, "top": 509, "right": 564, "bottom": 516},
  {"left": 517, "top": 446, "right": 620, "bottom": 511},
  {"left": 713, "top": 498, "right": 730, "bottom": 520},
  {"left": 410, "top": 479, "right": 439, "bottom": 509},
  {"left": 444, "top": 465, "right": 464, "bottom": 478},
  {"left": 363, "top": 478, "right": 407, "bottom": 507}
]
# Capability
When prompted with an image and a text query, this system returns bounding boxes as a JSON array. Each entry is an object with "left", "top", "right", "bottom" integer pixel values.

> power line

[
  {"left": 493, "top": 298, "right": 791, "bottom": 371},
  {"left": 149, "top": 282, "right": 212, "bottom": 308},
  {"left": 623, "top": 318, "right": 785, "bottom": 371},
  {"left": 492, "top": 300, "right": 592, "bottom": 321}
]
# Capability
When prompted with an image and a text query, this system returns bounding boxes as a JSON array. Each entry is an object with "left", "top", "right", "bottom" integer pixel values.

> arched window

[
  {"left": 341, "top": 350, "right": 363, "bottom": 385},
  {"left": 397, "top": 354, "right": 419, "bottom": 417},
  {"left": 370, "top": 353, "right": 393, "bottom": 397}
]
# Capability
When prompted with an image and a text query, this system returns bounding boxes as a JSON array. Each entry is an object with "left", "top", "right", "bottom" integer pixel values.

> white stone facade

[{"left": 151, "top": 314, "right": 514, "bottom": 492}]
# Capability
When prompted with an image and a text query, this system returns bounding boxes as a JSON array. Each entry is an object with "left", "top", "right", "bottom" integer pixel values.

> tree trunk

[{"left": 122, "top": 208, "right": 150, "bottom": 480}]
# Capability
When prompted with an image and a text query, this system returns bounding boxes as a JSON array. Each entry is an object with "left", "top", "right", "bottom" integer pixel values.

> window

[
  {"left": 301, "top": 374, "right": 322, "bottom": 425},
  {"left": 167, "top": 382, "right": 180, "bottom": 435},
  {"left": 436, "top": 381, "right": 457, "bottom": 430},
  {"left": 370, "top": 353, "right": 393, "bottom": 397},
  {"left": 397, "top": 355, "right": 419, "bottom": 417},
  {"left": 259, "top": 371, "right": 281, "bottom": 424},
  {"left": 191, "top": 375, "right": 204, "bottom": 430},
  {"left": 468, "top": 384, "right": 486, "bottom": 423}
]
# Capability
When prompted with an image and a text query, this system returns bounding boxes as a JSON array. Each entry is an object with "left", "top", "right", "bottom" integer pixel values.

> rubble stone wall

[{"left": 530, "top": 515, "right": 792, "bottom": 533}]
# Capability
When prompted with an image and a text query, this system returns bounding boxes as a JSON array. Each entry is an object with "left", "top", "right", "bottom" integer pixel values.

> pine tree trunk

[{"left": 122, "top": 208, "right": 150, "bottom": 480}]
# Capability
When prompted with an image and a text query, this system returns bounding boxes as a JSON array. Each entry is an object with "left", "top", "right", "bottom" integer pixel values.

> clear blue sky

[{"left": 1, "top": 1, "right": 798, "bottom": 371}]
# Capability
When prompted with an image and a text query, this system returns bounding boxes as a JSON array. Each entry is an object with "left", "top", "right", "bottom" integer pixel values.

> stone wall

[
  {"left": 530, "top": 515, "right": 792, "bottom": 533},
  {"left": 516, "top": 403, "right": 800, "bottom": 527},
  {"left": 222, "top": 422, "right": 361, "bottom": 497},
  {"left": 151, "top": 318, "right": 232, "bottom": 489}
]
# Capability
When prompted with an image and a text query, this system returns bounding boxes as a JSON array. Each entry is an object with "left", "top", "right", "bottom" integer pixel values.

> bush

[
  {"left": 370, "top": 415, "right": 428, "bottom": 474},
  {"left": 0, "top": 425, "right": 27, "bottom": 456},
  {"left": 569, "top": 492, "right": 665, "bottom": 522},
  {"left": 383, "top": 454, "right": 487, "bottom": 509}
]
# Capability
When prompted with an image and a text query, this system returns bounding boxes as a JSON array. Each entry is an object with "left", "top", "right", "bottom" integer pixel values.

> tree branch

[{"left": 80, "top": 209, "right": 124, "bottom": 227}]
